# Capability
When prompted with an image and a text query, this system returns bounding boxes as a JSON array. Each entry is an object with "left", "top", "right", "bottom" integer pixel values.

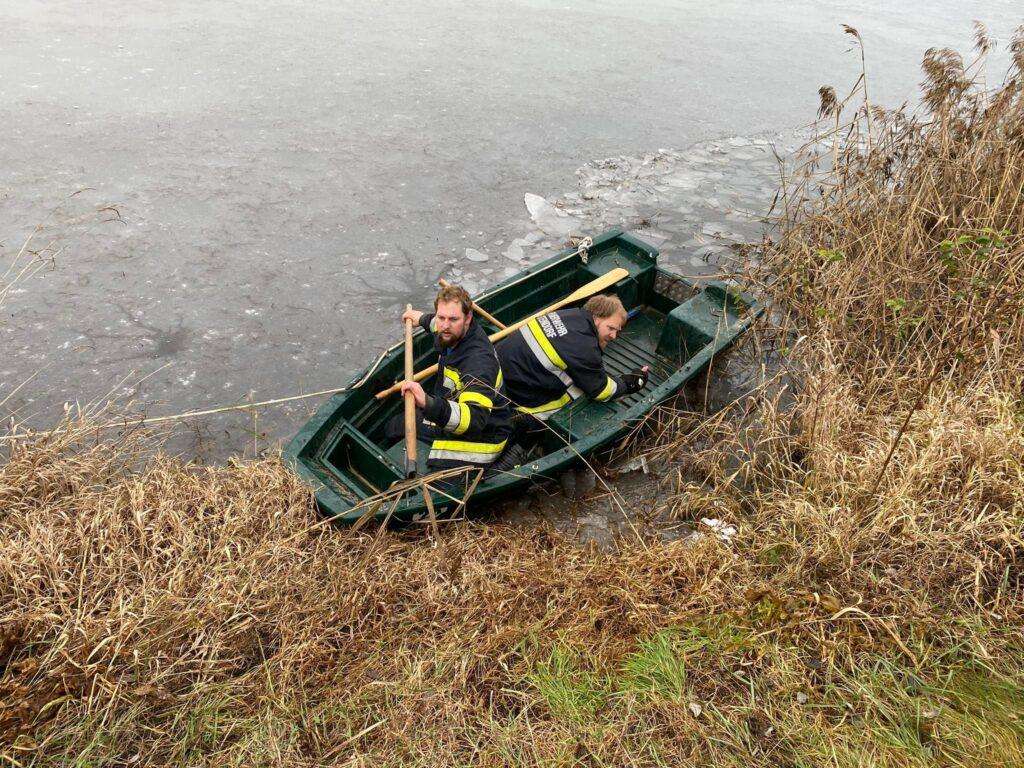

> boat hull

[{"left": 284, "top": 229, "right": 759, "bottom": 524}]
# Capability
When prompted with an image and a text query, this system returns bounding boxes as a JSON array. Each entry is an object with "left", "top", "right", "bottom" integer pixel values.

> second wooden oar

[
  {"left": 375, "top": 267, "right": 629, "bottom": 399},
  {"left": 403, "top": 304, "right": 418, "bottom": 478},
  {"left": 438, "top": 278, "right": 506, "bottom": 329}
]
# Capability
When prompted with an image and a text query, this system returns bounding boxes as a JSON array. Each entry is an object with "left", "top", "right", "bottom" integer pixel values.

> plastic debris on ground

[{"left": 700, "top": 517, "right": 738, "bottom": 542}]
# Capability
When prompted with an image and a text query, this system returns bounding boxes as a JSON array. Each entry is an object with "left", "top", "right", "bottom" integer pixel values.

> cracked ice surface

[
  {"left": 445, "top": 131, "right": 807, "bottom": 295},
  {"left": 524, "top": 192, "right": 580, "bottom": 238}
]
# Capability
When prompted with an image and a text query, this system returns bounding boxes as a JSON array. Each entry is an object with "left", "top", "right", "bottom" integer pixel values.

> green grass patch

[{"left": 526, "top": 642, "right": 608, "bottom": 723}]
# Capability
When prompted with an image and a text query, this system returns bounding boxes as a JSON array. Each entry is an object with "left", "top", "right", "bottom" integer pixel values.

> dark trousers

[
  {"left": 510, "top": 411, "right": 548, "bottom": 449},
  {"left": 385, "top": 409, "right": 442, "bottom": 446}
]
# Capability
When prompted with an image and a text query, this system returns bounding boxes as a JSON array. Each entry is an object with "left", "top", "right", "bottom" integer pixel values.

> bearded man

[{"left": 387, "top": 284, "right": 512, "bottom": 476}]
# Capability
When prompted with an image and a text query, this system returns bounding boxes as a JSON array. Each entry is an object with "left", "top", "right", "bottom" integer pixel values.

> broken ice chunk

[
  {"left": 465, "top": 248, "right": 489, "bottom": 262},
  {"left": 634, "top": 229, "right": 669, "bottom": 247},
  {"left": 614, "top": 455, "right": 649, "bottom": 474},
  {"left": 663, "top": 170, "right": 704, "bottom": 189},
  {"left": 504, "top": 241, "right": 525, "bottom": 262},
  {"left": 524, "top": 193, "right": 580, "bottom": 237}
]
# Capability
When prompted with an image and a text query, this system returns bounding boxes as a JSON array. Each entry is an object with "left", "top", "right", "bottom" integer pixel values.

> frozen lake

[{"left": 1, "top": 0, "right": 1019, "bottom": 458}]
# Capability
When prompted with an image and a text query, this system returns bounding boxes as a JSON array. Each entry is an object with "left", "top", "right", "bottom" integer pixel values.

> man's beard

[{"left": 438, "top": 330, "right": 462, "bottom": 348}]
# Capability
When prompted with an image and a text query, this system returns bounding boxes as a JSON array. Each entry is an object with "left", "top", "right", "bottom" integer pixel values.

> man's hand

[
  {"left": 400, "top": 380, "right": 427, "bottom": 408},
  {"left": 622, "top": 365, "right": 650, "bottom": 394},
  {"left": 402, "top": 308, "right": 424, "bottom": 325}
]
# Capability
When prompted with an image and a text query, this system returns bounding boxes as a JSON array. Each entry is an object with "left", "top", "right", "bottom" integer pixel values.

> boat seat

[{"left": 656, "top": 283, "right": 747, "bottom": 361}]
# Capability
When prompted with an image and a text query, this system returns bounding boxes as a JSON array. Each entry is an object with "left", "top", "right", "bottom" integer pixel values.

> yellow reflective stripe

[
  {"left": 595, "top": 376, "right": 616, "bottom": 402},
  {"left": 429, "top": 438, "right": 508, "bottom": 464},
  {"left": 443, "top": 367, "right": 463, "bottom": 392},
  {"left": 453, "top": 402, "right": 471, "bottom": 435},
  {"left": 430, "top": 438, "right": 507, "bottom": 455},
  {"left": 459, "top": 390, "right": 493, "bottom": 409},
  {"left": 520, "top": 323, "right": 574, "bottom": 392},
  {"left": 527, "top": 318, "right": 567, "bottom": 370},
  {"left": 516, "top": 392, "right": 571, "bottom": 415}
]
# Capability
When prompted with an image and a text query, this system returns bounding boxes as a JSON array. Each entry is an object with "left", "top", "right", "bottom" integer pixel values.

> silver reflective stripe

[
  {"left": 429, "top": 449, "right": 502, "bottom": 464},
  {"left": 520, "top": 325, "right": 575, "bottom": 389},
  {"left": 445, "top": 400, "right": 462, "bottom": 431},
  {"left": 530, "top": 407, "right": 561, "bottom": 421}
]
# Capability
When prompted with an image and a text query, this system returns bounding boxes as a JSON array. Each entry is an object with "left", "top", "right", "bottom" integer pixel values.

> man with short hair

[
  {"left": 496, "top": 293, "right": 648, "bottom": 432},
  {"left": 388, "top": 284, "right": 512, "bottom": 476}
]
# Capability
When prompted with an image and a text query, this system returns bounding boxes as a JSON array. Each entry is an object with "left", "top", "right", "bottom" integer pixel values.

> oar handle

[
  {"left": 403, "top": 305, "right": 417, "bottom": 477},
  {"left": 438, "top": 278, "right": 506, "bottom": 329}
]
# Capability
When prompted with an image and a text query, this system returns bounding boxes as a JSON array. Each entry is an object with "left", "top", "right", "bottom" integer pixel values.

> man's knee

[{"left": 388, "top": 412, "right": 444, "bottom": 445}]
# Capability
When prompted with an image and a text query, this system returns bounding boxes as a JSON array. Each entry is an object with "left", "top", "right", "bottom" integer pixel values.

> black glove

[{"left": 621, "top": 367, "right": 648, "bottom": 394}]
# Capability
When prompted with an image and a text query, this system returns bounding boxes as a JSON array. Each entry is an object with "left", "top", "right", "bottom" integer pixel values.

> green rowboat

[{"left": 284, "top": 229, "right": 759, "bottom": 524}]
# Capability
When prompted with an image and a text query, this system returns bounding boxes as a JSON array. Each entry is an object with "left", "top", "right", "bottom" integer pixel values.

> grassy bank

[{"left": 3, "top": 35, "right": 1024, "bottom": 766}]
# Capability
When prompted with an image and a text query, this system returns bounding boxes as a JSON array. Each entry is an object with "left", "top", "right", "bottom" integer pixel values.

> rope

[{"left": 1, "top": 347, "right": 392, "bottom": 443}]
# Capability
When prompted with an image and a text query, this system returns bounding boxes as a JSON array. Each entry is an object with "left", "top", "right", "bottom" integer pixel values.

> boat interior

[{"left": 307, "top": 236, "right": 750, "bottom": 501}]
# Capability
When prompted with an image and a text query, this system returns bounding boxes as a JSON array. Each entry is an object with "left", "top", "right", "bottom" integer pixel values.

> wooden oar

[
  {"left": 375, "top": 267, "right": 629, "bottom": 399},
  {"left": 403, "top": 304, "right": 418, "bottom": 478},
  {"left": 438, "top": 278, "right": 506, "bottom": 329}
]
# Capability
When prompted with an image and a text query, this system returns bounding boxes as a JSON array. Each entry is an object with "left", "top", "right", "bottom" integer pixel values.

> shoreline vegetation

[{"left": 3, "top": 29, "right": 1024, "bottom": 766}]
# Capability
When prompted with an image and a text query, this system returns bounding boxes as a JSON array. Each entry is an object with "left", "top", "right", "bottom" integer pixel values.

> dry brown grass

[{"left": 3, "top": 29, "right": 1024, "bottom": 767}]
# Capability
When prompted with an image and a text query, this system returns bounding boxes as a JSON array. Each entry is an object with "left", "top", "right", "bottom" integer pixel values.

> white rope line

[{"left": 1, "top": 348, "right": 392, "bottom": 443}]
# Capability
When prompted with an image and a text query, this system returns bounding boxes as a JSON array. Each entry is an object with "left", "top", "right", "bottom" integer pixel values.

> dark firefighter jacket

[
  {"left": 496, "top": 308, "right": 630, "bottom": 420},
  {"left": 418, "top": 312, "right": 512, "bottom": 468}
]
